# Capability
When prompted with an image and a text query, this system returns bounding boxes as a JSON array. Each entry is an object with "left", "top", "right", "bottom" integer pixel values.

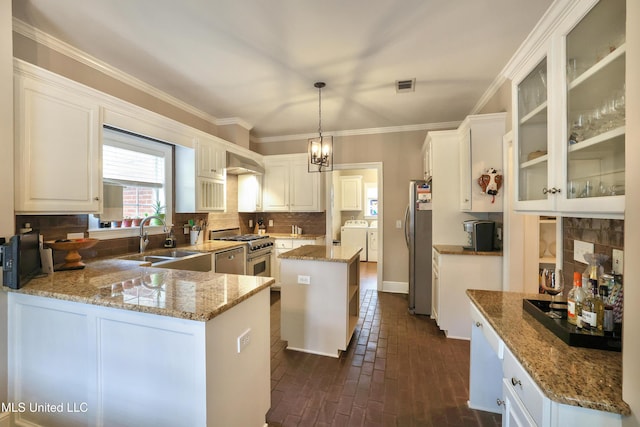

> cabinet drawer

[
  {"left": 503, "top": 347, "right": 548, "bottom": 427},
  {"left": 275, "top": 239, "right": 293, "bottom": 249},
  {"left": 503, "top": 377, "right": 537, "bottom": 427},
  {"left": 469, "top": 303, "right": 503, "bottom": 358}
]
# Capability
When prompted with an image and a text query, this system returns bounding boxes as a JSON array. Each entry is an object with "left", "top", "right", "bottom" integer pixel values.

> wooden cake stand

[{"left": 45, "top": 238, "right": 99, "bottom": 271}]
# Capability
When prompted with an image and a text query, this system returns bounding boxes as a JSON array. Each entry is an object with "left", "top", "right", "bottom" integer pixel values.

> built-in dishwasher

[{"left": 214, "top": 246, "right": 246, "bottom": 275}]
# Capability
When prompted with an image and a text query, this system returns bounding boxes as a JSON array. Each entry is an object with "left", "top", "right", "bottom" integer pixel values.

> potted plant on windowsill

[
  {"left": 151, "top": 201, "right": 165, "bottom": 225},
  {"left": 132, "top": 216, "right": 142, "bottom": 227},
  {"left": 122, "top": 217, "right": 133, "bottom": 227}
]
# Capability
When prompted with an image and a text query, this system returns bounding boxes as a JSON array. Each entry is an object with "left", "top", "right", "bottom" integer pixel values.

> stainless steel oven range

[{"left": 210, "top": 229, "right": 274, "bottom": 277}]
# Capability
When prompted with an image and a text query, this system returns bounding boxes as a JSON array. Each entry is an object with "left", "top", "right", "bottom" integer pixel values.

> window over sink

[{"left": 88, "top": 126, "right": 173, "bottom": 238}]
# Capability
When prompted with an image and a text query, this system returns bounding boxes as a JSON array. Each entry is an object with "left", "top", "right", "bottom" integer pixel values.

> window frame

[{"left": 88, "top": 127, "right": 174, "bottom": 240}]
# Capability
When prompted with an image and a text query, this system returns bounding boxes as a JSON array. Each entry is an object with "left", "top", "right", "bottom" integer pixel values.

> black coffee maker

[{"left": 462, "top": 220, "right": 494, "bottom": 251}]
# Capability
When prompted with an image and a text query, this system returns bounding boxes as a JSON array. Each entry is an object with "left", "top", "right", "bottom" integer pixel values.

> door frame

[{"left": 325, "top": 162, "right": 383, "bottom": 291}]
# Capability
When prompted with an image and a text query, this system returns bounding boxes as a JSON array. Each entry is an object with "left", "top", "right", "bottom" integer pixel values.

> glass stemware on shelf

[
  {"left": 569, "top": 88, "right": 625, "bottom": 146},
  {"left": 540, "top": 268, "right": 565, "bottom": 319}
]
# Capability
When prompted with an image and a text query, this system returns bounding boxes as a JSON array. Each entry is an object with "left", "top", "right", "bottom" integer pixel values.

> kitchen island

[
  {"left": 467, "top": 289, "right": 629, "bottom": 426},
  {"left": 279, "top": 244, "right": 361, "bottom": 358},
  {"left": 3, "top": 257, "right": 273, "bottom": 427}
]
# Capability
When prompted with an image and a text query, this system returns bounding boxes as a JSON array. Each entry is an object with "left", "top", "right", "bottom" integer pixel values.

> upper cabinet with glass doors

[{"left": 513, "top": 0, "right": 625, "bottom": 217}]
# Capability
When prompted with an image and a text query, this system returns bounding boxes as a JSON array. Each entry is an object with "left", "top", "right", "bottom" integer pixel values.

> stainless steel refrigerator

[{"left": 404, "top": 180, "right": 433, "bottom": 315}]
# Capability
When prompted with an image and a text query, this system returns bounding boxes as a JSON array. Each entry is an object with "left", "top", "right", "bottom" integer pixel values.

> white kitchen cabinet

[
  {"left": 468, "top": 299, "right": 625, "bottom": 427},
  {"left": 434, "top": 248, "right": 502, "bottom": 339},
  {"left": 263, "top": 154, "right": 324, "bottom": 212},
  {"left": 14, "top": 65, "right": 101, "bottom": 213},
  {"left": 280, "top": 249, "right": 359, "bottom": 358},
  {"left": 459, "top": 113, "right": 507, "bottom": 212},
  {"left": 9, "top": 290, "right": 271, "bottom": 427},
  {"left": 513, "top": 0, "right": 625, "bottom": 217},
  {"left": 175, "top": 142, "right": 226, "bottom": 212},
  {"left": 238, "top": 174, "right": 263, "bottom": 212},
  {"left": 469, "top": 303, "right": 503, "bottom": 414},
  {"left": 340, "top": 176, "right": 363, "bottom": 211},
  {"left": 196, "top": 137, "right": 226, "bottom": 181},
  {"left": 272, "top": 236, "right": 326, "bottom": 289}
]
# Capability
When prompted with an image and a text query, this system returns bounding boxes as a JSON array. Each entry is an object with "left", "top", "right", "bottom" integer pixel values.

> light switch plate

[
  {"left": 573, "top": 240, "right": 594, "bottom": 264},
  {"left": 612, "top": 249, "right": 623, "bottom": 274}
]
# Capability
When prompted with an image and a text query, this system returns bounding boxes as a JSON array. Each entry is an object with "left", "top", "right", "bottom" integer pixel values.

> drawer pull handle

[
  {"left": 496, "top": 398, "right": 505, "bottom": 407},
  {"left": 475, "top": 321, "right": 482, "bottom": 328},
  {"left": 511, "top": 377, "right": 522, "bottom": 387}
]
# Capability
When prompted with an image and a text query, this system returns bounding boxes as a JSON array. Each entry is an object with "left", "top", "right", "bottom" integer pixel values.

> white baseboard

[{"left": 382, "top": 281, "right": 408, "bottom": 294}]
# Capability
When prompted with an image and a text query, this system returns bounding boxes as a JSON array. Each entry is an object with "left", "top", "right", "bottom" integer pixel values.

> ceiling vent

[{"left": 396, "top": 78, "right": 416, "bottom": 93}]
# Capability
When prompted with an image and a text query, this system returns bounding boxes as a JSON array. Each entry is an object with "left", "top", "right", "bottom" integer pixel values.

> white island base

[
  {"left": 280, "top": 245, "right": 361, "bottom": 358},
  {"left": 7, "top": 289, "right": 270, "bottom": 427}
]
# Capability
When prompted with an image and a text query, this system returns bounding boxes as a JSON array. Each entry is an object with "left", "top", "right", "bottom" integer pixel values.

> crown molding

[
  {"left": 500, "top": 0, "right": 584, "bottom": 79},
  {"left": 215, "top": 117, "right": 253, "bottom": 130},
  {"left": 12, "top": 18, "right": 224, "bottom": 128},
  {"left": 251, "top": 121, "right": 460, "bottom": 144}
]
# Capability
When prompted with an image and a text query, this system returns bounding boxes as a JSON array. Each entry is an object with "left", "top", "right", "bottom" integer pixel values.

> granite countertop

[
  {"left": 268, "top": 233, "right": 326, "bottom": 240},
  {"left": 279, "top": 244, "right": 362, "bottom": 263},
  {"left": 434, "top": 244, "right": 502, "bottom": 256},
  {"left": 3, "top": 255, "right": 274, "bottom": 322},
  {"left": 467, "top": 289, "right": 630, "bottom": 415}
]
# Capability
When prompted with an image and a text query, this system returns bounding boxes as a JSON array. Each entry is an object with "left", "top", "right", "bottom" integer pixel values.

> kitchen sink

[{"left": 120, "top": 249, "right": 212, "bottom": 272}]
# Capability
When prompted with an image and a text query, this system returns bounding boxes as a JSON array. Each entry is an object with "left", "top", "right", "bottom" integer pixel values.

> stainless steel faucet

[{"left": 139, "top": 215, "right": 168, "bottom": 253}]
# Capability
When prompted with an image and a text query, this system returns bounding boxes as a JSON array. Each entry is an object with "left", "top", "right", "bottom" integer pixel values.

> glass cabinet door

[
  {"left": 564, "top": 0, "right": 625, "bottom": 206},
  {"left": 517, "top": 58, "right": 549, "bottom": 203}
]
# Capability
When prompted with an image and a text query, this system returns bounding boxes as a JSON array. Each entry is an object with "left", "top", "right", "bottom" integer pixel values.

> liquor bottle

[
  {"left": 582, "top": 279, "right": 604, "bottom": 332},
  {"left": 599, "top": 285, "right": 614, "bottom": 333},
  {"left": 567, "top": 272, "right": 586, "bottom": 326}
]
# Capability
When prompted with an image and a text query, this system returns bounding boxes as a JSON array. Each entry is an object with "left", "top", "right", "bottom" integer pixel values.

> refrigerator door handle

[{"left": 404, "top": 204, "right": 410, "bottom": 249}]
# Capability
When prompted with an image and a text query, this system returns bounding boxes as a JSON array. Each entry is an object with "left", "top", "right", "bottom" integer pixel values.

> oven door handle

[{"left": 247, "top": 251, "right": 272, "bottom": 262}]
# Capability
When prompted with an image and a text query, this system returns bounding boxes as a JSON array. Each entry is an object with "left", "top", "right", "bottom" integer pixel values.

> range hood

[{"left": 225, "top": 152, "right": 265, "bottom": 175}]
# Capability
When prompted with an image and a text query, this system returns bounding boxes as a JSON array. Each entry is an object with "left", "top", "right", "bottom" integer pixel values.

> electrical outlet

[
  {"left": 249, "top": 219, "right": 253, "bottom": 228},
  {"left": 67, "top": 232, "right": 84, "bottom": 240},
  {"left": 573, "top": 240, "right": 594, "bottom": 264},
  {"left": 396, "top": 220, "right": 402, "bottom": 229},
  {"left": 268, "top": 219, "right": 274, "bottom": 227},
  {"left": 297, "top": 275, "right": 311, "bottom": 285},
  {"left": 237, "top": 328, "right": 251, "bottom": 353},
  {"left": 612, "top": 249, "right": 624, "bottom": 274}
]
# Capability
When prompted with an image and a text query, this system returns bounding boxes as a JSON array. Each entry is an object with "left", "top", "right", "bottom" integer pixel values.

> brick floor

[{"left": 267, "top": 289, "right": 502, "bottom": 427}]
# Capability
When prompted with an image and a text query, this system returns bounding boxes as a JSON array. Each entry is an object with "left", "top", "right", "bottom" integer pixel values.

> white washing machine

[
  {"left": 368, "top": 220, "right": 378, "bottom": 262},
  {"left": 340, "top": 220, "right": 369, "bottom": 261}
]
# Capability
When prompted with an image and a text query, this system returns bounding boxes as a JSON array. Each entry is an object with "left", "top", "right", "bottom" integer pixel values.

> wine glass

[{"left": 540, "top": 269, "right": 564, "bottom": 319}]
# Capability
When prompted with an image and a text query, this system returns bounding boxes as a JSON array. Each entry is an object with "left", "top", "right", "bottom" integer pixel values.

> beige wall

[
  {"left": 13, "top": 32, "right": 221, "bottom": 140},
  {"left": 1, "top": 0, "right": 12, "bottom": 405},
  {"left": 254, "top": 131, "right": 425, "bottom": 284},
  {"left": 218, "top": 123, "right": 251, "bottom": 149},
  {"left": 478, "top": 79, "right": 512, "bottom": 132},
  {"left": 623, "top": 1, "right": 639, "bottom": 425}
]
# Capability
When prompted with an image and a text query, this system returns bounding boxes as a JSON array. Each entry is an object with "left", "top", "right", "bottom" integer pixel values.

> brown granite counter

[
  {"left": 3, "top": 257, "right": 274, "bottom": 322},
  {"left": 434, "top": 244, "right": 502, "bottom": 256},
  {"left": 467, "top": 289, "right": 629, "bottom": 415},
  {"left": 278, "top": 244, "right": 361, "bottom": 263}
]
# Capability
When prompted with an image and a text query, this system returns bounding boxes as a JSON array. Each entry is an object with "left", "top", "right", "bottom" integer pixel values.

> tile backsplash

[{"left": 562, "top": 217, "right": 624, "bottom": 289}]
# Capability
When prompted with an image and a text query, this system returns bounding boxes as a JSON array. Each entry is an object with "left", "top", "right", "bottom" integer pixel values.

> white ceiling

[{"left": 12, "top": 0, "right": 553, "bottom": 141}]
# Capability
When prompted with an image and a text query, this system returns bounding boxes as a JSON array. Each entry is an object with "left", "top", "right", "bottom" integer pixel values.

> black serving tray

[{"left": 522, "top": 299, "right": 622, "bottom": 352}]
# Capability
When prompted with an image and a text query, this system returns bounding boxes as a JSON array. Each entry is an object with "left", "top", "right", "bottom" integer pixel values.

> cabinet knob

[
  {"left": 511, "top": 377, "right": 522, "bottom": 387},
  {"left": 475, "top": 321, "right": 482, "bottom": 328},
  {"left": 464, "top": 198, "right": 469, "bottom": 202},
  {"left": 94, "top": 197, "right": 100, "bottom": 201},
  {"left": 542, "top": 187, "right": 549, "bottom": 195},
  {"left": 496, "top": 398, "right": 505, "bottom": 407}
]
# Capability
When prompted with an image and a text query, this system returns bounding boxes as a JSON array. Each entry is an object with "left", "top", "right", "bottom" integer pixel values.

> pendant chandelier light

[{"left": 308, "top": 81, "right": 333, "bottom": 172}]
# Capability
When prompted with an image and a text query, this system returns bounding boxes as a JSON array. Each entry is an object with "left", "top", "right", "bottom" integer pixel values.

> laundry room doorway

[{"left": 325, "top": 162, "right": 382, "bottom": 292}]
